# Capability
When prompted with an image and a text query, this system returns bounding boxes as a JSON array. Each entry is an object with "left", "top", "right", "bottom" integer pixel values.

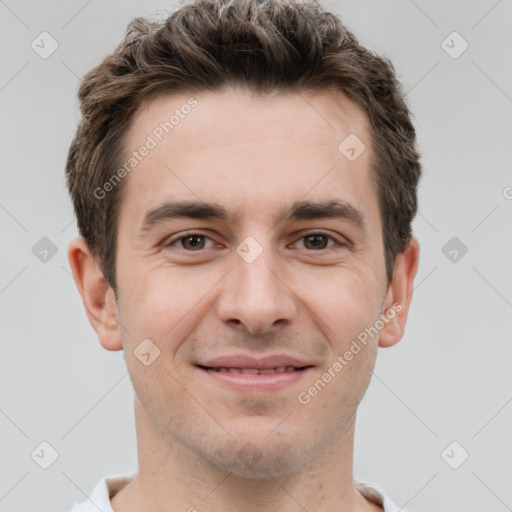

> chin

[
  {"left": 210, "top": 441, "right": 310, "bottom": 479},
  {"left": 195, "top": 423, "right": 325, "bottom": 479}
]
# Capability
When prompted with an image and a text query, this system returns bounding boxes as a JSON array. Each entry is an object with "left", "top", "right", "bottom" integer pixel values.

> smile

[
  {"left": 200, "top": 366, "right": 305, "bottom": 374},
  {"left": 196, "top": 356, "right": 314, "bottom": 392}
]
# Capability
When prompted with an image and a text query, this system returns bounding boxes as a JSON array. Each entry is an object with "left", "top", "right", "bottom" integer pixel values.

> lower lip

[{"left": 198, "top": 367, "right": 312, "bottom": 392}]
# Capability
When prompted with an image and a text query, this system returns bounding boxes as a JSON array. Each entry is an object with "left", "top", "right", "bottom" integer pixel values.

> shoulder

[
  {"left": 354, "top": 479, "right": 404, "bottom": 512},
  {"left": 67, "top": 472, "right": 136, "bottom": 512}
]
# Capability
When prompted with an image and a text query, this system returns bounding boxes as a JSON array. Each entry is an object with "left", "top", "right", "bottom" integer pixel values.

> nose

[{"left": 216, "top": 248, "right": 298, "bottom": 334}]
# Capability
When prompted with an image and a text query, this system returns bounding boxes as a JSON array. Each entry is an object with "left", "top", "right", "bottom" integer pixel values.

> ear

[
  {"left": 67, "top": 236, "right": 123, "bottom": 351},
  {"left": 378, "top": 236, "right": 420, "bottom": 348}
]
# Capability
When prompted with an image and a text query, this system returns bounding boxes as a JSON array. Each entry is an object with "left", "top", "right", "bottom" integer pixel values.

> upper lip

[{"left": 197, "top": 354, "right": 314, "bottom": 370}]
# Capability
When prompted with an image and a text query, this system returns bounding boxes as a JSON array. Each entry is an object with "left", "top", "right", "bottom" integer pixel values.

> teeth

[
  {"left": 241, "top": 368, "right": 259, "bottom": 375},
  {"left": 210, "top": 366, "right": 299, "bottom": 374}
]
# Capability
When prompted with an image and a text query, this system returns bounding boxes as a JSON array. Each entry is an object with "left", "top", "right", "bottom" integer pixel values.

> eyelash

[{"left": 164, "top": 231, "right": 345, "bottom": 252}]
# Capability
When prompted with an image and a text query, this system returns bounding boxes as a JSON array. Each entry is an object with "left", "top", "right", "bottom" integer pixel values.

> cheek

[
  {"left": 119, "top": 263, "right": 223, "bottom": 345},
  {"left": 296, "top": 266, "right": 384, "bottom": 345}
]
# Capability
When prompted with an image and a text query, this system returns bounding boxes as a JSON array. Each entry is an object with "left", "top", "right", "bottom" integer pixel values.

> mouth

[
  {"left": 196, "top": 355, "right": 314, "bottom": 392},
  {"left": 198, "top": 365, "right": 309, "bottom": 374}
]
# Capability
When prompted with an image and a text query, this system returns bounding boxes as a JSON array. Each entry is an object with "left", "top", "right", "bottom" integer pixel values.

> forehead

[
  {"left": 119, "top": 87, "right": 379, "bottom": 232},
  {"left": 128, "top": 87, "right": 370, "bottom": 158}
]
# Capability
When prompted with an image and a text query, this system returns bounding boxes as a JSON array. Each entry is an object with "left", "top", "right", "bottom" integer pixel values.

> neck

[{"left": 111, "top": 398, "right": 381, "bottom": 512}]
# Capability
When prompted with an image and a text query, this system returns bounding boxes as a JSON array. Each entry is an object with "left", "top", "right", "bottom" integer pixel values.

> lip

[
  {"left": 196, "top": 354, "right": 314, "bottom": 393},
  {"left": 198, "top": 354, "right": 313, "bottom": 370}
]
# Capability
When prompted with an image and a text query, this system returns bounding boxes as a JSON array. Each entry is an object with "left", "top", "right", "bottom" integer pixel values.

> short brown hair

[{"left": 66, "top": 0, "right": 421, "bottom": 294}]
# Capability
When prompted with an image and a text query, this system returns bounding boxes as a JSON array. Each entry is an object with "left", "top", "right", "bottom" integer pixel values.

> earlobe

[
  {"left": 378, "top": 237, "right": 420, "bottom": 348},
  {"left": 67, "top": 237, "right": 123, "bottom": 351}
]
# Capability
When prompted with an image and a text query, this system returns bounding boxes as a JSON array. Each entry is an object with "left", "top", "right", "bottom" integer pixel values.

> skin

[{"left": 68, "top": 86, "right": 419, "bottom": 512}]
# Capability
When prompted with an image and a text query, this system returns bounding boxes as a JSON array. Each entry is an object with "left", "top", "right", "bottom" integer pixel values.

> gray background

[{"left": 1, "top": 0, "right": 511, "bottom": 511}]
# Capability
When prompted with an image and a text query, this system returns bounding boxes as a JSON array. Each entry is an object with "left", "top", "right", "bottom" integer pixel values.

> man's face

[{"left": 113, "top": 87, "right": 392, "bottom": 476}]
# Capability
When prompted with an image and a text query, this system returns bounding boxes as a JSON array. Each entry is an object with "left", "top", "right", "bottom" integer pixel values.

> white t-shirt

[{"left": 68, "top": 472, "right": 405, "bottom": 511}]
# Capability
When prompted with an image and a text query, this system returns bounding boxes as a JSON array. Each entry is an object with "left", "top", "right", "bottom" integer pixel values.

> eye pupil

[
  {"left": 182, "top": 235, "right": 205, "bottom": 250},
  {"left": 305, "top": 234, "right": 328, "bottom": 249}
]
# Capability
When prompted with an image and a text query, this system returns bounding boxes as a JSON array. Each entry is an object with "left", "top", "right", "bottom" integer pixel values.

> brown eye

[
  {"left": 293, "top": 231, "right": 346, "bottom": 253},
  {"left": 181, "top": 234, "right": 207, "bottom": 250},
  {"left": 165, "top": 233, "right": 215, "bottom": 251},
  {"left": 303, "top": 233, "right": 330, "bottom": 250}
]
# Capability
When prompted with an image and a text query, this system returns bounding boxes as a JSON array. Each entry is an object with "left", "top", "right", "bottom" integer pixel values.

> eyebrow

[{"left": 140, "top": 199, "right": 368, "bottom": 234}]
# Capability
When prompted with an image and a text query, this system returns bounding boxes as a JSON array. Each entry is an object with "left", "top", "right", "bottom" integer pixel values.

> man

[{"left": 66, "top": 0, "right": 420, "bottom": 510}]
